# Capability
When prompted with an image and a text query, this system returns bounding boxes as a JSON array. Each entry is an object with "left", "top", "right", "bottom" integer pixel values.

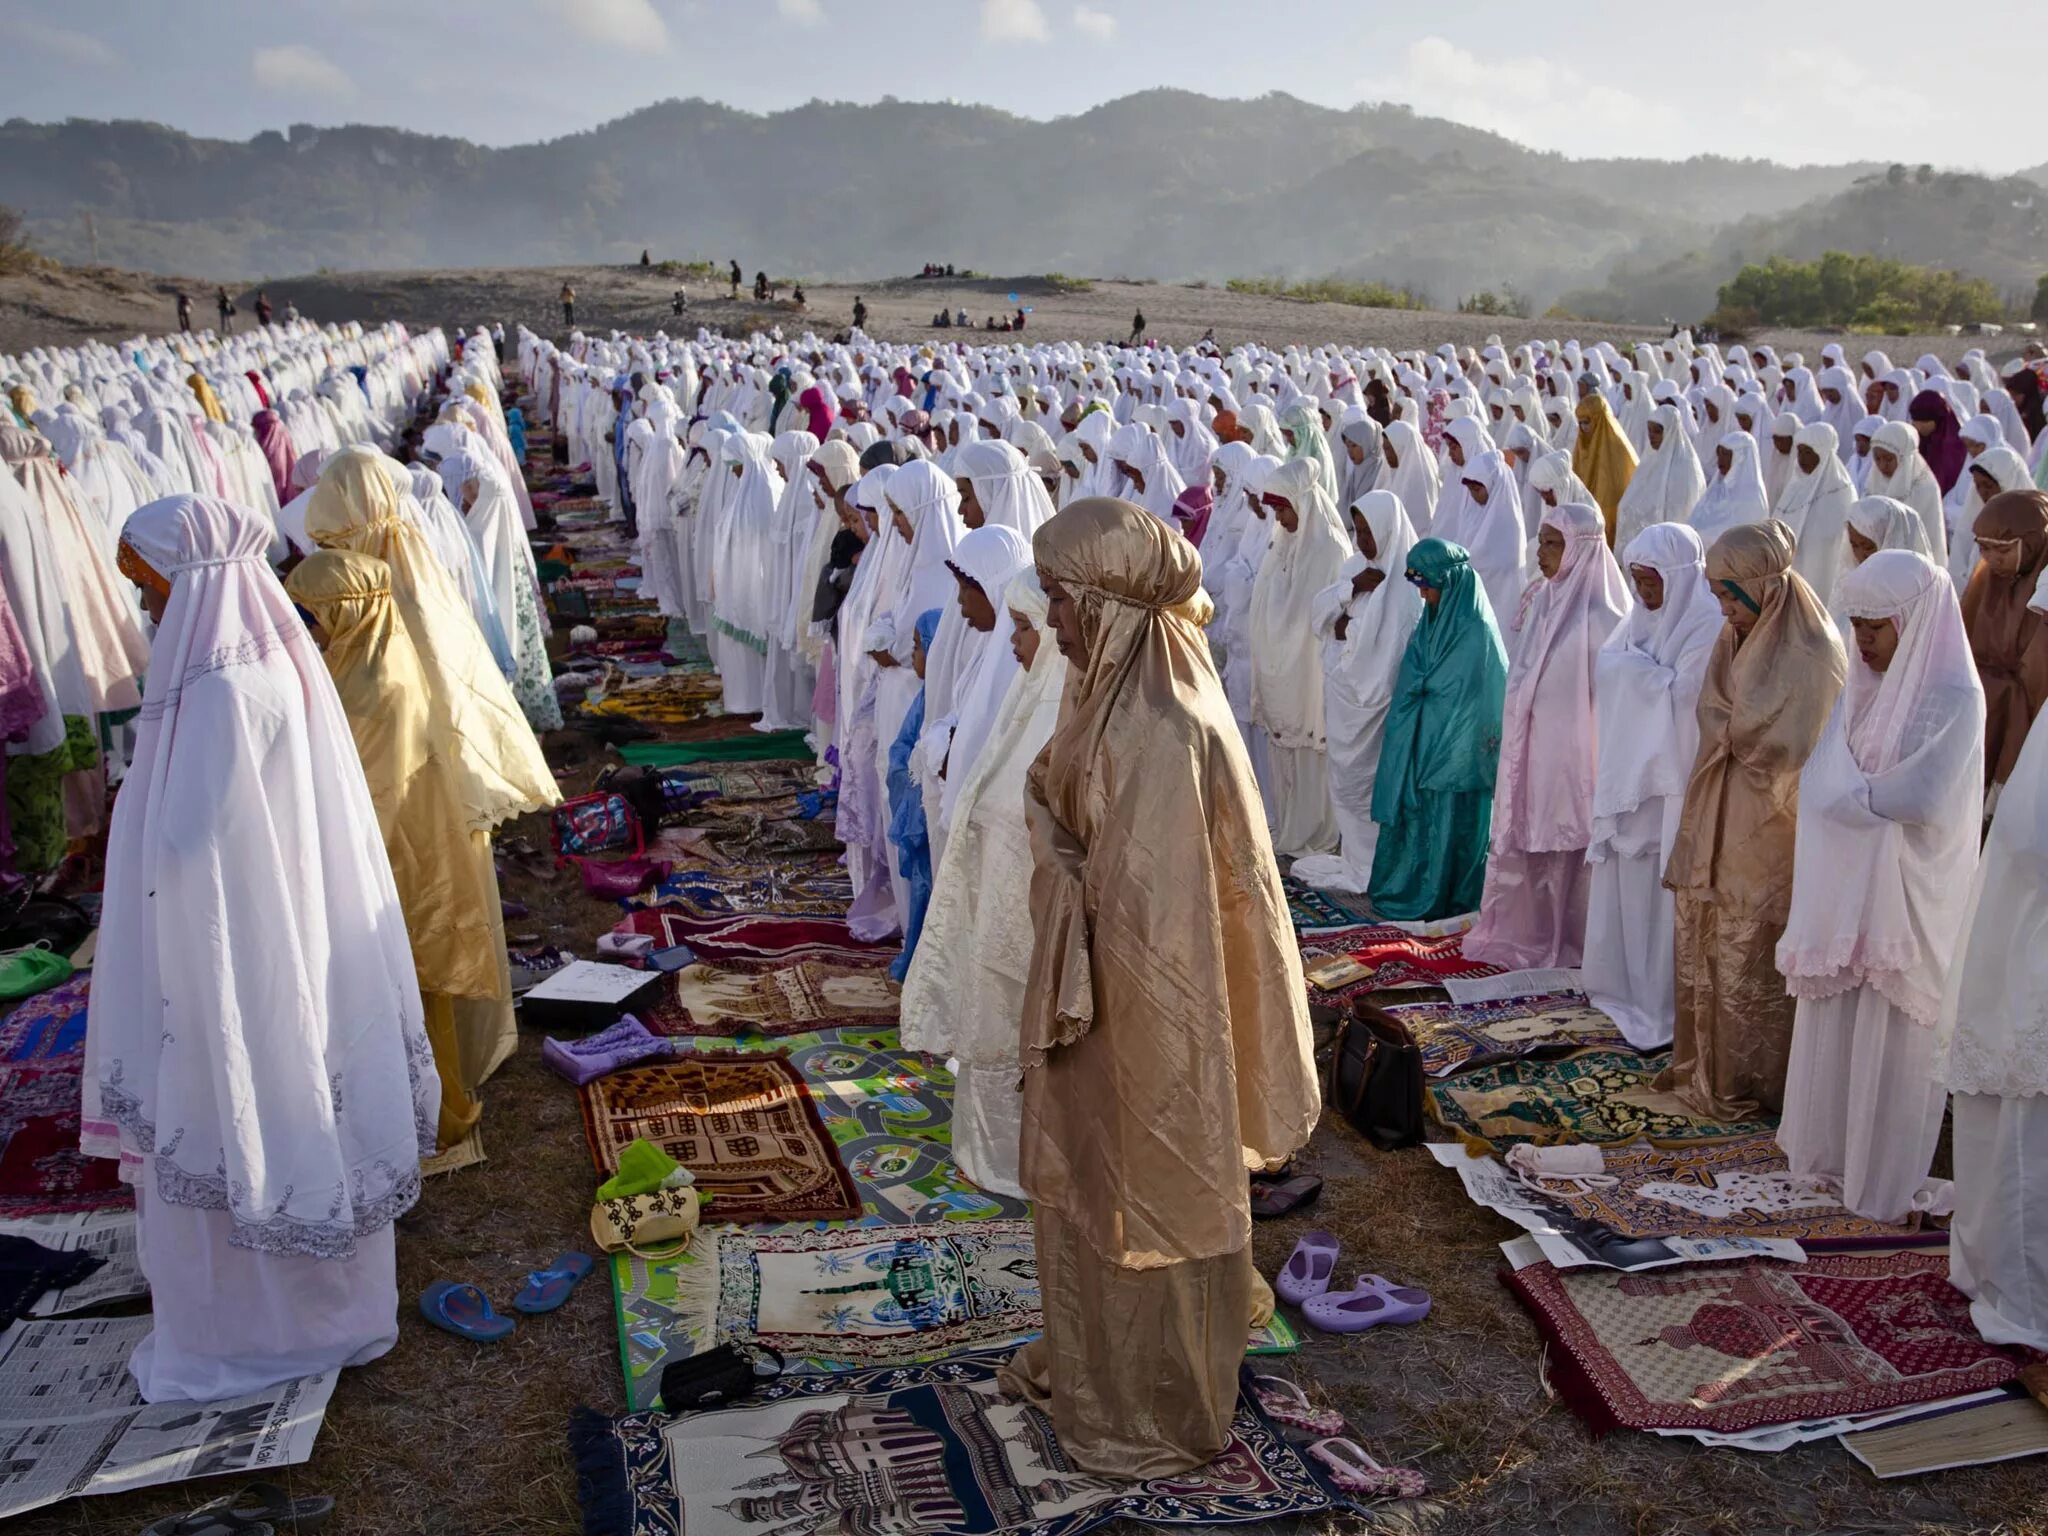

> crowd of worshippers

[{"left": 8, "top": 311, "right": 2048, "bottom": 1486}]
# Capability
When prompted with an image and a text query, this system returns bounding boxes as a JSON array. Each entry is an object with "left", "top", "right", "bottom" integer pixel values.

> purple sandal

[
  {"left": 1274, "top": 1231, "right": 1341, "bottom": 1307},
  {"left": 1302, "top": 1273, "right": 1431, "bottom": 1334}
]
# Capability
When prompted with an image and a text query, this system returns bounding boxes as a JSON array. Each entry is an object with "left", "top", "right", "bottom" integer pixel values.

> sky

[{"left": 0, "top": 0, "right": 2023, "bottom": 172}]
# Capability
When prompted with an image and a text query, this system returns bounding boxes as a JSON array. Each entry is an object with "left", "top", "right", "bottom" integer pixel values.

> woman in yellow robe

[
  {"left": 302, "top": 445, "right": 557, "bottom": 1098},
  {"left": 1000, "top": 497, "right": 1319, "bottom": 1477},
  {"left": 286, "top": 550, "right": 500, "bottom": 1148},
  {"left": 1572, "top": 388, "right": 1639, "bottom": 543}
]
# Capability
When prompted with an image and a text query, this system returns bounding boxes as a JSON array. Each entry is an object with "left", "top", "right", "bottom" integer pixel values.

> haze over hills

[{"left": 3, "top": 90, "right": 2033, "bottom": 322}]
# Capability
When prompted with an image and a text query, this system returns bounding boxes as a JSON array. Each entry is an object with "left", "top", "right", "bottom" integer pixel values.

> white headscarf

[
  {"left": 436, "top": 446, "right": 537, "bottom": 665},
  {"left": 1865, "top": 419, "right": 1948, "bottom": 567},
  {"left": 1688, "top": 431, "right": 1769, "bottom": 545},
  {"left": 954, "top": 438, "right": 1054, "bottom": 536},
  {"left": 1375, "top": 417, "right": 1439, "bottom": 533},
  {"left": 1947, "top": 445, "right": 2032, "bottom": 591},
  {"left": 1436, "top": 447, "right": 1530, "bottom": 627},
  {"left": 1846, "top": 495, "right": 1934, "bottom": 561},
  {"left": 1615, "top": 403, "right": 1705, "bottom": 550},
  {"left": 933, "top": 525, "right": 1036, "bottom": 828},
  {"left": 1247, "top": 457, "right": 1351, "bottom": 748},
  {"left": 1779, "top": 550, "right": 1983, "bottom": 1026},
  {"left": 1774, "top": 422, "right": 1856, "bottom": 606},
  {"left": 84, "top": 493, "right": 435, "bottom": 1258}
]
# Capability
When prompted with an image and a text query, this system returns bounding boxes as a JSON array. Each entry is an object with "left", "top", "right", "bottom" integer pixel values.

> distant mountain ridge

[{"left": 1, "top": 91, "right": 2005, "bottom": 320}]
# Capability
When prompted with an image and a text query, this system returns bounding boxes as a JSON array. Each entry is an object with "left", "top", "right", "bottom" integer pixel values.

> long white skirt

[
  {"left": 757, "top": 643, "right": 813, "bottom": 731},
  {"left": 1777, "top": 987, "right": 1947, "bottom": 1223},
  {"left": 1265, "top": 742, "right": 1339, "bottom": 858},
  {"left": 714, "top": 635, "right": 766, "bottom": 714},
  {"left": 131, "top": 1189, "right": 398, "bottom": 1403},
  {"left": 1582, "top": 842, "right": 1677, "bottom": 1050},
  {"left": 1950, "top": 1092, "right": 2048, "bottom": 1352},
  {"left": 953, "top": 1061, "right": 1026, "bottom": 1201}
]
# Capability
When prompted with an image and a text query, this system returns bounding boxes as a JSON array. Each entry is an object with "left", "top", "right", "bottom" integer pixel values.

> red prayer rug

[
  {"left": 1504, "top": 1251, "right": 2036, "bottom": 1436},
  {"left": 618, "top": 910, "right": 894, "bottom": 969},
  {"left": 1298, "top": 923, "right": 1502, "bottom": 999},
  {"left": 0, "top": 978, "right": 131, "bottom": 1217}
]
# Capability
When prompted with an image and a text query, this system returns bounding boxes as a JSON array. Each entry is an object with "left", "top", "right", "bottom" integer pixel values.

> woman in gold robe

[
  {"left": 302, "top": 446, "right": 557, "bottom": 1104},
  {"left": 1660, "top": 520, "right": 1845, "bottom": 1119},
  {"left": 1000, "top": 497, "right": 1320, "bottom": 1477},
  {"left": 286, "top": 550, "right": 502, "bottom": 1149},
  {"left": 1572, "top": 387, "right": 1638, "bottom": 543}
]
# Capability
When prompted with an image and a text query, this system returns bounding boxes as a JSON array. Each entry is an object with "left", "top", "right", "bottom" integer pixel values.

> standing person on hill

[
  {"left": 559, "top": 282, "right": 575, "bottom": 329},
  {"left": 729, "top": 260, "right": 742, "bottom": 300},
  {"left": 1130, "top": 309, "right": 1147, "bottom": 346},
  {"left": 852, "top": 296, "right": 869, "bottom": 333},
  {"left": 175, "top": 291, "right": 192, "bottom": 333},
  {"left": 215, "top": 286, "right": 235, "bottom": 334}
]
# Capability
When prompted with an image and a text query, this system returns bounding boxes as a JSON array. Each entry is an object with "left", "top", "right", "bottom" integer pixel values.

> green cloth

[
  {"left": 5, "top": 716, "right": 99, "bottom": 874},
  {"left": 617, "top": 731, "right": 813, "bottom": 766},
  {"left": 1369, "top": 540, "right": 1508, "bottom": 921},
  {"left": 596, "top": 1137, "right": 682, "bottom": 1200},
  {"left": 0, "top": 946, "right": 73, "bottom": 1000}
]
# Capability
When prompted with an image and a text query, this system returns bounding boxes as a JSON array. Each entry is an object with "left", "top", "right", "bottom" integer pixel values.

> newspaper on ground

[
  {"left": 1443, "top": 967, "right": 1584, "bottom": 1003},
  {"left": 0, "top": 1317, "right": 334, "bottom": 1519},
  {"left": 0, "top": 1210, "right": 147, "bottom": 1316}
]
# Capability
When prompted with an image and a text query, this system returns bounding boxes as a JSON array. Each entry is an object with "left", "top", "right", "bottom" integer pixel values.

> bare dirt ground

[{"left": 0, "top": 259, "right": 1995, "bottom": 367}]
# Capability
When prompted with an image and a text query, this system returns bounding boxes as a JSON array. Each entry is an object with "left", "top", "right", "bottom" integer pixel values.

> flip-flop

[
  {"left": 418, "top": 1281, "right": 515, "bottom": 1341},
  {"left": 221, "top": 1483, "right": 335, "bottom": 1533},
  {"left": 1250, "top": 1172, "right": 1324, "bottom": 1221},
  {"left": 1302, "top": 1273, "right": 1432, "bottom": 1334},
  {"left": 1305, "top": 1437, "right": 1428, "bottom": 1501},
  {"left": 142, "top": 1498, "right": 276, "bottom": 1536},
  {"left": 1251, "top": 1374, "right": 1347, "bottom": 1437},
  {"left": 1274, "top": 1230, "right": 1341, "bottom": 1307},
  {"left": 512, "top": 1251, "right": 595, "bottom": 1315}
]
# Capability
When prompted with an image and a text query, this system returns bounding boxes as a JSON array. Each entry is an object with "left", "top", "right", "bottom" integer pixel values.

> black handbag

[
  {"left": 658, "top": 1343, "right": 784, "bottom": 1413},
  {"left": 1326, "top": 1001, "right": 1425, "bottom": 1150}
]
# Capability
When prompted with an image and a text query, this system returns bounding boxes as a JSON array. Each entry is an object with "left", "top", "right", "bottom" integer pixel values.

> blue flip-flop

[
  {"left": 511, "top": 1252, "right": 595, "bottom": 1315},
  {"left": 419, "top": 1281, "right": 515, "bottom": 1341}
]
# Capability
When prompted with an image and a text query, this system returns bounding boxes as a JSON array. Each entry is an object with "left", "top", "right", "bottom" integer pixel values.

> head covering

[
  {"left": 954, "top": 438, "right": 1054, "bottom": 536},
  {"left": 1909, "top": 388, "right": 1969, "bottom": 495},
  {"left": 1689, "top": 430, "right": 1770, "bottom": 545},
  {"left": 1571, "top": 392, "right": 1638, "bottom": 539},
  {"left": 250, "top": 408, "right": 296, "bottom": 504},
  {"left": 1774, "top": 422, "right": 1857, "bottom": 605},
  {"left": 1491, "top": 502, "right": 1632, "bottom": 853},
  {"left": 1666, "top": 520, "right": 1848, "bottom": 910},
  {"left": 933, "top": 525, "right": 1036, "bottom": 828},
  {"left": 1377, "top": 417, "right": 1439, "bottom": 533},
  {"left": 1865, "top": 419, "right": 1948, "bottom": 565},
  {"left": 1615, "top": 403, "right": 1705, "bottom": 550},
  {"left": 84, "top": 494, "right": 434, "bottom": 1262},
  {"left": 1962, "top": 488, "right": 2048, "bottom": 786},
  {"left": 1592, "top": 522, "right": 1723, "bottom": 838},
  {"left": 1779, "top": 550, "right": 1983, "bottom": 1025},
  {"left": 1247, "top": 457, "right": 1353, "bottom": 748},
  {"left": 1846, "top": 495, "right": 1933, "bottom": 562},
  {"left": 1023, "top": 496, "right": 1317, "bottom": 1264},
  {"left": 1436, "top": 448, "right": 1529, "bottom": 626},
  {"left": 305, "top": 445, "right": 556, "bottom": 829},
  {"left": 1949, "top": 444, "right": 2033, "bottom": 589}
]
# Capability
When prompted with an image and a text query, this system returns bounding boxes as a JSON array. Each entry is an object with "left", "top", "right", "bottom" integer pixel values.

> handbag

[
  {"left": 589, "top": 1182, "right": 700, "bottom": 1260},
  {"left": 658, "top": 1342, "right": 784, "bottom": 1413},
  {"left": 550, "top": 792, "right": 643, "bottom": 859},
  {"left": 1326, "top": 1000, "right": 1424, "bottom": 1150}
]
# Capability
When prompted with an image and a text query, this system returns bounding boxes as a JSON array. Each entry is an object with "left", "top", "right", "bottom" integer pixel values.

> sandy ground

[{"left": 0, "top": 259, "right": 1998, "bottom": 366}]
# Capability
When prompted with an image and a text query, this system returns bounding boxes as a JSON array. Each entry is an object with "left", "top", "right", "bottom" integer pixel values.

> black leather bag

[
  {"left": 1326, "top": 1001, "right": 1425, "bottom": 1150},
  {"left": 658, "top": 1343, "right": 783, "bottom": 1414}
]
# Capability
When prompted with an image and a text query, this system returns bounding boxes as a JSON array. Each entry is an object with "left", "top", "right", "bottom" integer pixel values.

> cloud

[
  {"left": 1071, "top": 4, "right": 1115, "bottom": 39},
  {"left": 1728, "top": 49, "right": 1936, "bottom": 165},
  {"left": 980, "top": 0, "right": 1049, "bottom": 42},
  {"left": 776, "top": 0, "right": 825, "bottom": 23},
  {"left": 1355, "top": 36, "right": 1684, "bottom": 161},
  {"left": 552, "top": 0, "right": 670, "bottom": 52},
  {"left": 2, "top": 18, "right": 118, "bottom": 69},
  {"left": 250, "top": 44, "right": 358, "bottom": 102}
]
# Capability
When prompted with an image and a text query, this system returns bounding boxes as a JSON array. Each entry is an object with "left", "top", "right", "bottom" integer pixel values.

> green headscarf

[{"left": 1371, "top": 538, "right": 1510, "bottom": 823}]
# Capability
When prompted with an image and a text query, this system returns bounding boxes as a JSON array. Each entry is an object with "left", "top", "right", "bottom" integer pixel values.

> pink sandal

[
  {"left": 1307, "top": 1437, "right": 1427, "bottom": 1500},
  {"left": 1274, "top": 1231, "right": 1341, "bottom": 1306},
  {"left": 1251, "top": 1374, "right": 1346, "bottom": 1437},
  {"left": 1301, "top": 1273, "right": 1431, "bottom": 1334}
]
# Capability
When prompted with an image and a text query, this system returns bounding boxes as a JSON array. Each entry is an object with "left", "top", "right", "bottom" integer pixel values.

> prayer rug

[
  {"left": 0, "top": 978, "right": 130, "bottom": 1217},
  {"left": 0, "top": 974, "right": 91, "bottom": 1063},
  {"left": 655, "top": 1029, "right": 1030, "bottom": 1227},
  {"left": 1503, "top": 1251, "right": 2038, "bottom": 1436},
  {"left": 420, "top": 1125, "right": 486, "bottom": 1179},
  {"left": 1841, "top": 1396, "right": 2048, "bottom": 1477},
  {"left": 610, "top": 1226, "right": 1306, "bottom": 1410},
  {"left": 568, "top": 1353, "right": 1339, "bottom": 1536},
  {"left": 1525, "top": 1134, "right": 1945, "bottom": 1247},
  {"left": 1298, "top": 924, "right": 1502, "bottom": 999},
  {"left": 619, "top": 732, "right": 814, "bottom": 767},
  {"left": 628, "top": 860, "right": 854, "bottom": 920},
  {"left": 1382, "top": 994, "right": 1627, "bottom": 1079},
  {"left": 646, "top": 962, "right": 899, "bottom": 1038},
  {"left": 578, "top": 1052, "right": 862, "bottom": 1223},
  {"left": 653, "top": 761, "right": 816, "bottom": 808},
  {"left": 1428, "top": 1049, "right": 1776, "bottom": 1148},
  {"left": 618, "top": 910, "right": 894, "bottom": 968},
  {"left": 1281, "top": 877, "right": 1373, "bottom": 933}
]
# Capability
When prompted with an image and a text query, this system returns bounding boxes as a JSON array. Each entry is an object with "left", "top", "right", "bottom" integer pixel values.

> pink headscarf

[
  {"left": 1490, "top": 500, "right": 1632, "bottom": 852},
  {"left": 250, "top": 409, "right": 296, "bottom": 505},
  {"left": 798, "top": 384, "right": 836, "bottom": 442},
  {"left": 1171, "top": 483, "right": 1214, "bottom": 547}
]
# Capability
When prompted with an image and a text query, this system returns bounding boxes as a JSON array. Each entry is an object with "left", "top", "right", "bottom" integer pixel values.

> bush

[
  {"left": 1042, "top": 272, "right": 1094, "bottom": 293},
  {"left": 0, "top": 205, "right": 33, "bottom": 276},
  {"left": 653, "top": 259, "right": 717, "bottom": 280},
  {"left": 2031, "top": 273, "right": 2048, "bottom": 326},
  {"left": 1714, "top": 250, "right": 2004, "bottom": 330},
  {"left": 1457, "top": 285, "right": 1532, "bottom": 319},
  {"left": 1225, "top": 276, "right": 1426, "bottom": 311}
]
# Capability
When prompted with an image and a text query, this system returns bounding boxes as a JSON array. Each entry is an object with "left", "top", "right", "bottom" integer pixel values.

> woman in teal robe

[{"left": 1368, "top": 538, "right": 1509, "bottom": 921}]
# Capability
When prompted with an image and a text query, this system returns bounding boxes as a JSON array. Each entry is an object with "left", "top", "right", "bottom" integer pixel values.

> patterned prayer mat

[
  {"left": 618, "top": 911, "right": 895, "bottom": 969},
  {"left": 1429, "top": 1049, "right": 1777, "bottom": 1148},
  {"left": 652, "top": 1028, "right": 1030, "bottom": 1228},
  {"left": 569, "top": 1353, "right": 1338, "bottom": 1536},
  {"left": 578, "top": 1052, "right": 862, "bottom": 1223},
  {"left": 619, "top": 731, "right": 814, "bottom": 767},
  {"left": 0, "top": 977, "right": 130, "bottom": 1217},
  {"left": 1383, "top": 994, "right": 1627, "bottom": 1079},
  {"left": 646, "top": 962, "right": 899, "bottom": 1038},
  {"left": 610, "top": 1224, "right": 1304, "bottom": 1410},
  {"left": 1527, "top": 1135, "right": 1944, "bottom": 1247},
  {"left": 1504, "top": 1252, "right": 2037, "bottom": 1436},
  {"left": 653, "top": 761, "right": 817, "bottom": 808},
  {"left": 1281, "top": 877, "right": 1373, "bottom": 933},
  {"left": 1298, "top": 924, "right": 1502, "bottom": 999},
  {"left": 628, "top": 860, "right": 853, "bottom": 920}
]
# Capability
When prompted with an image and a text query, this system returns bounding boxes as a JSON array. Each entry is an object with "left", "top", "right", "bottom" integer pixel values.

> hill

[{"left": 0, "top": 93, "right": 1886, "bottom": 318}]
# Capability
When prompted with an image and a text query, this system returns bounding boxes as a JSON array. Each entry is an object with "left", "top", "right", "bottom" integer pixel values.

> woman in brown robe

[
  {"left": 1961, "top": 489, "right": 2048, "bottom": 804},
  {"left": 1660, "top": 520, "right": 1845, "bottom": 1120},
  {"left": 1000, "top": 497, "right": 1320, "bottom": 1478}
]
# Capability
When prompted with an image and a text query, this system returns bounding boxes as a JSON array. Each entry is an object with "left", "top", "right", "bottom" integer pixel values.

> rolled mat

[{"left": 617, "top": 732, "right": 813, "bottom": 766}]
